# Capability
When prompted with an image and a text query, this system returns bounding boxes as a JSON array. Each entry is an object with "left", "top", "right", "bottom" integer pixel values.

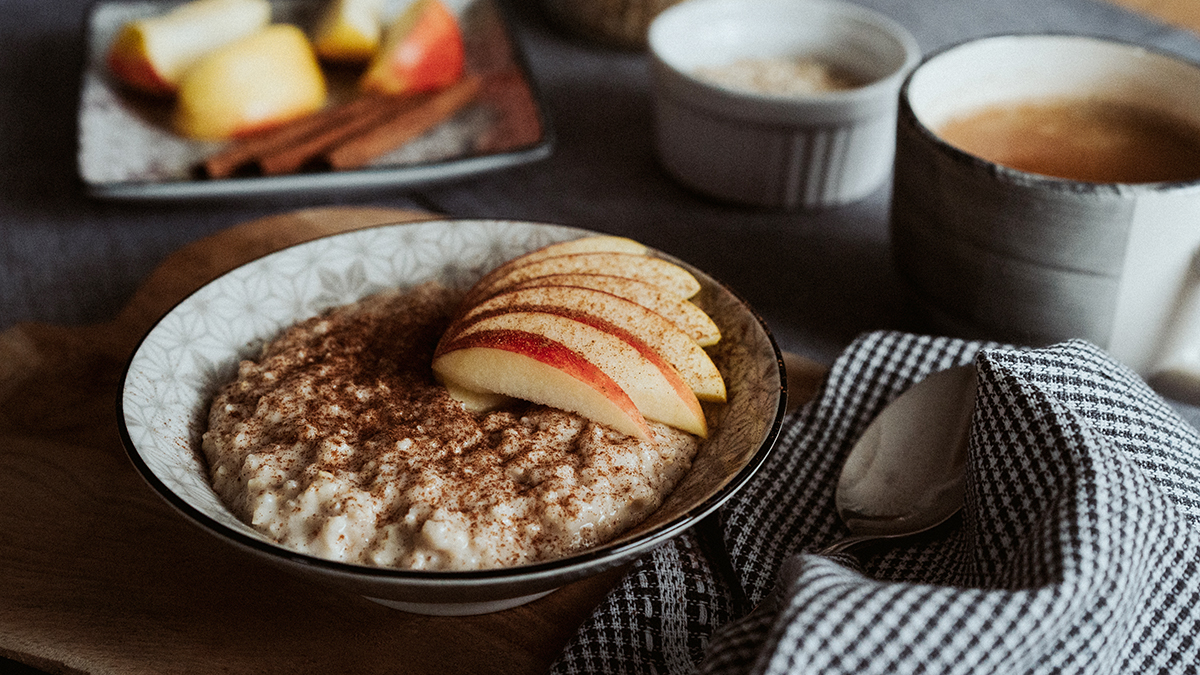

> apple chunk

[
  {"left": 312, "top": 0, "right": 385, "bottom": 64},
  {"left": 443, "top": 310, "right": 707, "bottom": 437},
  {"left": 469, "top": 252, "right": 703, "bottom": 305},
  {"left": 360, "top": 0, "right": 465, "bottom": 95},
  {"left": 174, "top": 24, "right": 328, "bottom": 140},
  {"left": 106, "top": 0, "right": 271, "bottom": 96},
  {"left": 433, "top": 330, "right": 653, "bottom": 440},
  {"left": 450, "top": 286, "right": 726, "bottom": 402},
  {"left": 506, "top": 273, "right": 721, "bottom": 347}
]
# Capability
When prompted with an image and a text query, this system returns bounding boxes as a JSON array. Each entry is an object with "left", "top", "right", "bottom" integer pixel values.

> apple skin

[
  {"left": 505, "top": 273, "right": 722, "bottom": 347},
  {"left": 443, "top": 309, "right": 708, "bottom": 437},
  {"left": 433, "top": 329, "right": 654, "bottom": 441},
  {"left": 449, "top": 285, "right": 727, "bottom": 402},
  {"left": 174, "top": 24, "right": 328, "bottom": 140},
  {"left": 438, "top": 234, "right": 722, "bottom": 439},
  {"left": 313, "top": 0, "right": 384, "bottom": 65},
  {"left": 106, "top": 0, "right": 271, "bottom": 96},
  {"left": 503, "top": 235, "right": 649, "bottom": 267},
  {"left": 463, "top": 235, "right": 648, "bottom": 305},
  {"left": 467, "top": 251, "right": 703, "bottom": 306},
  {"left": 359, "top": 0, "right": 465, "bottom": 95}
]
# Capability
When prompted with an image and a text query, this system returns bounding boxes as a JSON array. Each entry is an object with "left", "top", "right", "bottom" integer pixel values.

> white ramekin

[{"left": 648, "top": 0, "right": 920, "bottom": 209}]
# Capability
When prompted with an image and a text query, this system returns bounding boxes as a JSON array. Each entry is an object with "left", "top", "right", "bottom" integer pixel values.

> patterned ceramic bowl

[{"left": 118, "top": 219, "right": 785, "bottom": 616}]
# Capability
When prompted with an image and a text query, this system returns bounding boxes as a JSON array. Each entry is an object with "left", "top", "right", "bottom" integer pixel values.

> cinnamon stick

[
  {"left": 202, "top": 93, "right": 394, "bottom": 178},
  {"left": 201, "top": 74, "right": 483, "bottom": 179},
  {"left": 257, "top": 95, "right": 425, "bottom": 175},
  {"left": 323, "top": 74, "right": 483, "bottom": 171}
]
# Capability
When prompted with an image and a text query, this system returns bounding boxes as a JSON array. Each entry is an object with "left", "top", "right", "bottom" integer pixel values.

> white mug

[{"left": 890, "top": 34, "right": 1200, "bottom": 399}]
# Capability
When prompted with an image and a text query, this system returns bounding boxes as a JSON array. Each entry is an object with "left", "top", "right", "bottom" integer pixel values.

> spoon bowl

[{"left": 823, "top": 364, "right": 976, "bottom": 554}]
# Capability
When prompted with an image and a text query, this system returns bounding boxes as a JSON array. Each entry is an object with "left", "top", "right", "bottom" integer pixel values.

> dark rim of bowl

[{"left": 116, "top": 218, "right": 789, "bottom": 584}]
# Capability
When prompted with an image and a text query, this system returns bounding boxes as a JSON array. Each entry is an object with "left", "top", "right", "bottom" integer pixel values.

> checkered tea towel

[{"left": 551, "top": 331, "right": 1200, "bottom": 674}]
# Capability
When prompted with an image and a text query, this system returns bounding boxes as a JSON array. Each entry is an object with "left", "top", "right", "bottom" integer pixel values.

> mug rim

[{"left": 898, "top": 32, "right": 1200, "bottom": 192}]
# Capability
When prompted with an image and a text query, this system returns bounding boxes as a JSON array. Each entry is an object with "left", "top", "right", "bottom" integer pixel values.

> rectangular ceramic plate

[{"left": 78, "top": 0, "right": 553, "bottom": 200}]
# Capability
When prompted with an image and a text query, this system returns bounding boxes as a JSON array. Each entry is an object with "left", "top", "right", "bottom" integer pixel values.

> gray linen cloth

[{"left": 551, "top": 331, "right": 1200, "bottom": 674}]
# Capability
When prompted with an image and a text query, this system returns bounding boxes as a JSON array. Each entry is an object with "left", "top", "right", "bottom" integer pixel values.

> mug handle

[{"left": 1149, "top": 247, "right": 1200, "bottom": 406}]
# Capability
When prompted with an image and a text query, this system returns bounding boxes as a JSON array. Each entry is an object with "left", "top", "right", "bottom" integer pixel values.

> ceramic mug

[{"left": 890, "top": 34, "right": 1200, "bottom": 395}]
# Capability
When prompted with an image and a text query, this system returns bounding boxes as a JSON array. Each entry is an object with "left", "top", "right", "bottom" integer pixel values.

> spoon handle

[
  {"left": 695, "top": 512, "right": 752, "bottom": 615},
  {"left": 819, "top": 507, "right": 964, "bottom": 556},
  {"left": 818, "top": 533, "right": 888, "bottom": 555}
]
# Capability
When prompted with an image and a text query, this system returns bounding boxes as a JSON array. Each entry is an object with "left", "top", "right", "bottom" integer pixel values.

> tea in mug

[{"left": 936, "top": 98, "right": 1200, "bottom": 183}]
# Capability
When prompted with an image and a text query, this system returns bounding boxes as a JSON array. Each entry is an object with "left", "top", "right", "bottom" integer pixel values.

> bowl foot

[{"left": 363, "top": 589, "right": 557, "bottom": 615}]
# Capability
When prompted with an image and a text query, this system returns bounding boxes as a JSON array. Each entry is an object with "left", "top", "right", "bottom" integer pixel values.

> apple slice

[
  {"left": 360, "top": 0, "right": 464, "bottom": 95},
  {"left": 174, "top": 24, "right": 328, "bottom": 140},
  {"left": 106, "top": 0, "right": 271, "bottom": 96},
  {"left": 433, "top": 330, "right": 653, "bottom": 440},
  {"left": 462, "top": 235, "right": 648, "bottom": 304},
  {"left": 507, "top": 235, "right": 650, "bottom": 265},
  {"left": 442, "top": 310, "right": 708, "bottom": 437},
  {"left": 441, "top": 379, "right": 513, "bottom": 413},
  {"left": 312, "top": 0, "right": 385, "bottom": 64},
  {"left": 468, "top": 252, "right": 703, "bottom": 305},
  {"left": 450, "top": 286, "right": 726, "bottom": 402},
  {"left": 506, "top": 273, "right": 721, "bottom": 347}
]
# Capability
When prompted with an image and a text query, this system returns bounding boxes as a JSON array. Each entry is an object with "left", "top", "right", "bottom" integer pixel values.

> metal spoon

[
  {"left": 821, "top": 364, "right": 977, "bottom": 555},
  {"left": 705, "top": 359, "right": 977, "bottom": 616}
]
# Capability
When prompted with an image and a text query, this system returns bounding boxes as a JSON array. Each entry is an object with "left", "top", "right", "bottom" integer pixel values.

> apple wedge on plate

[
  {"left": 360, "top": 0, "right": 465, "bottom": 95},
  {"left": 433, "top": 236, "right": 725, "bottom": 440},
  {"left": 312, "top": 0, "right": 385, "bottom": 64},
  {"left": 174, "top": 24, "right": 328, "bottom": 140},
  {"left": 106, "top": 0, "right": 271, "bottom": 96}
]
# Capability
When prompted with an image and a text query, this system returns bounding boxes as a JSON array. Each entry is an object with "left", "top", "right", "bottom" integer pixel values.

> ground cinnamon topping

[{"left": 201, "top": 282, "right": 699, "bottom": 571}]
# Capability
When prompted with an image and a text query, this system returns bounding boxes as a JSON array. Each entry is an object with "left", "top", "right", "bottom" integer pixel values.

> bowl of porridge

[
  {"left": 118, "top": 218, "right": 785, "bottom": 615},
  {"left": 648, "top": 0, "right": 920, "bottom": 209}
]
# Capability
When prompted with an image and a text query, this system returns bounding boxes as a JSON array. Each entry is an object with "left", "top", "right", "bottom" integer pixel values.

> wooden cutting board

[{"left": 0, "top": 206, "right": 823, "bottom": 675}]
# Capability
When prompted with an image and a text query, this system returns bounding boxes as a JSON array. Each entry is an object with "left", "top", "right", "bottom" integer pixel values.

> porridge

[
  {"left": 694, "top": 56, "right": 862, "bottom": 96},
  {"left": 201, "top": 283, "right": 701, "bottom": 571}
]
